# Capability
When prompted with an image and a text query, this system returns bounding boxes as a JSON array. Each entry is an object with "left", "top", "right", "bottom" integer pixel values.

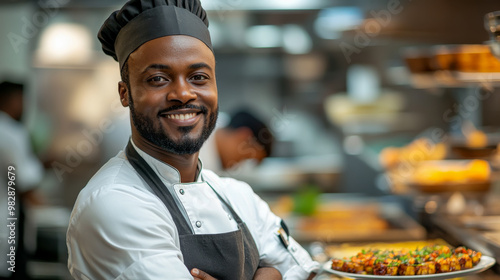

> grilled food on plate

[{"left": 330, "top": 245, "right": 481, "bottom": 275}]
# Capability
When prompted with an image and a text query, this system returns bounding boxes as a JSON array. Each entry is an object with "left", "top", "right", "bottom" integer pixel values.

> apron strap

[
  {"left": 125, "top": 141, "right": 193, "bottom": 235},
  {"left": 205, "top": 181, "right": 244, "bottom": 225}
]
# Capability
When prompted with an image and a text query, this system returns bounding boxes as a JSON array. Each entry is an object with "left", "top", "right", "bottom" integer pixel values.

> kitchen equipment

[
  {"left": 282, "top": 195, "right": 426, "bottom": 243},
  {"left": 485, "top": 11, "right": 500, "bottom": 59}
]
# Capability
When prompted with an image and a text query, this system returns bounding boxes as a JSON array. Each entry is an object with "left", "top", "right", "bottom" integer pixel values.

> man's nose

[{"left": 167, "top": 79, "right": 196, "bottom": 103}]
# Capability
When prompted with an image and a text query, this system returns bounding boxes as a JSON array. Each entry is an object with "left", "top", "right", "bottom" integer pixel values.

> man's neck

[{"left": 131, "top": 134, "right": 199, "bottom": 183}]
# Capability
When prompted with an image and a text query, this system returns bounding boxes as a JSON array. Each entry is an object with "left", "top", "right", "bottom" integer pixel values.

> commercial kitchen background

[{"left": 1, "top": 0, "right": 500, "bottom": 279}]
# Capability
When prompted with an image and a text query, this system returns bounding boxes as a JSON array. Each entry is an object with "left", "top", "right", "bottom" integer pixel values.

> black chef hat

[{"left": 98, "top": 0, "right": 212, "bottom": 70}]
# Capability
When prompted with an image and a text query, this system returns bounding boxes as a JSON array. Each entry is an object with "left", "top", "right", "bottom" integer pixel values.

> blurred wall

[{"left": 0, "top": 3, "right": 33, "bottom": 78}]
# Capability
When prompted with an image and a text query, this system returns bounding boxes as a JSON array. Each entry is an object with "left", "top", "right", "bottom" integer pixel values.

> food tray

[
  {"left": 480, "top": 232, "right": 500, "bottom": 265},
  {"left": 408, "top": 181, "right": 491, "bottom": 193},
  {"left": 322, "top": 256, "right": 495, "bottom": 279},
  {"left": 287, "top": 201, "right": 425, "bottom": 243},
  {"left": 451, "top": 145, "right": 497, "bottom": 159},
  {"left": 325, "top": 239, "right": 450, "bottom": 260},
  {"left": 460, "top": 216, "right": 500, "bottom": 231}
]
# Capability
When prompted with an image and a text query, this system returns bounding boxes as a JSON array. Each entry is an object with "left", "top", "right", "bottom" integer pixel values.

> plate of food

[{"left": 322, "top": 245, "right": 495, "bottom": 279}]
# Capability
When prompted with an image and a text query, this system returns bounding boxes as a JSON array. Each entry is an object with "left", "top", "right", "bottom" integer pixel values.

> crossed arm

[
  {"left": 191, "top": 267, "right": 283, "bottom": 280},
  {"left": 191, "top": 267, "right": 317, "bottom": 280}
]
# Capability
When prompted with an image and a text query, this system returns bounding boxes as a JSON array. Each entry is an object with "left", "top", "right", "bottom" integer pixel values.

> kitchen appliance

[{"left": 485, "top": 11, "right": 500, "bottom": 59}]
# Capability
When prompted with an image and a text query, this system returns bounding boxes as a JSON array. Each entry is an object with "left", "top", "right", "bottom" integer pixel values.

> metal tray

[{"left": 286, "top": 198, "right": 426, "bottom": 243}]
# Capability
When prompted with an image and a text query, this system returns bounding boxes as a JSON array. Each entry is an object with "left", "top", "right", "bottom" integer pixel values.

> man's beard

[{"left": 129, "top": 91, "right": 218, "bottom": 155}]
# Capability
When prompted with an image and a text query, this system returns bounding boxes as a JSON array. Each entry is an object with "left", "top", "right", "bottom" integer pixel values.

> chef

[
  {"left": 66, "top": 0, "right": 319, "bottom": 279},
  {"left": 0, "top": 81, "right": 44, "bottom": 280},
  {"left": 199, "top": 110, "right": 273, "bottom": 175}
]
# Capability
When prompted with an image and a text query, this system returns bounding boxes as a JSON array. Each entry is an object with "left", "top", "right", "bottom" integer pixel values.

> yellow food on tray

[
  {"left": 466, "top": 130, "right": 488, "bottom": 148},
  {"left": 330, "top": 245, "right": 482, "bottom": 276},
  {"left": 295, "top": 204, "right": 390, "bottom": 241},
  {"left": 379, "top": 138, "right": 447, "bottom": 169},
  {"left": 412, "top": 159, "right": 490, "bottom": 185}
]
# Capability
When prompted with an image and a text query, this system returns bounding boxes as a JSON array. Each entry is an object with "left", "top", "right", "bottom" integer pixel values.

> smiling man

[
  {"left": 124, "top": 34, "right": 219, "bottom": 182},
  {"left": 66, "top": 1, "right": 319, "bottom": 279}
]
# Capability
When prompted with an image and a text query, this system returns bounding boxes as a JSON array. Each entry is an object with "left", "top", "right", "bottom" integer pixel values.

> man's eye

[
  {"left": 192, "top": 75, "right": 207, "bottom": 81},
  {"left": 149, "top": 76, "right": 167, "bottom": 83}
]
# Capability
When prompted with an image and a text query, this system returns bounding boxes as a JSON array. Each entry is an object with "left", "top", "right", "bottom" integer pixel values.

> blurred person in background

[
  {"left": 66, "top": 0, "right": 318, "bottom": 279},
  {"left": 0, "top": 81, "right": 44, "bottom": 280},
  {"left": 199, "top": 110, "right": 274, "bottom": 175}
]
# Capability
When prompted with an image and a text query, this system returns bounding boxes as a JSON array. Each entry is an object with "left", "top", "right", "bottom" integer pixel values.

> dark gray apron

[{"left": 125, "top": 141, "right": 260, "bottom": 279}]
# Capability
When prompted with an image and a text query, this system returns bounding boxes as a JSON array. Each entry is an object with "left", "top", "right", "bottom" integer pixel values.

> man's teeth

[{"left": 166, "top": 113, "right": 196, "bottom": 120}]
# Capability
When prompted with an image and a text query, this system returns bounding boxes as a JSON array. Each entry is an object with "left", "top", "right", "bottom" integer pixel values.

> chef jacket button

[
  {"left": 195, "top": 221, "right": 202, "bottom": 228},
  {"left": 228, "top": 214, "right": 232, "bottom": 220},
  {"left": 179, "top": 189, "right": 185, "bottom": 195},
  {"left": 290, "top": 246, "right": 297, "bottom": 252}
]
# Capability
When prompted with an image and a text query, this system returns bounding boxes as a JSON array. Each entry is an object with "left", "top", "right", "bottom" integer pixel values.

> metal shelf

[{"left": 409, "top": 71, "right": 500, "bottom": 89}]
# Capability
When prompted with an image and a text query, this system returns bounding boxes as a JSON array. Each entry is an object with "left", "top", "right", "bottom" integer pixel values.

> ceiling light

[
  {"left": 245, "top": 25, "right": 282, "bottom": 48},
  {"left": 283, "top": 24, "right": 312, "bottom": 54},
  {"left": 202, "top": 0, "right": 325, "bottom": 11},
  {"left": 36, "top": 23, "right": 92, "bottom": 65},
  {"left": 314, "top": 7, "right": 363, "bottom": 40}
]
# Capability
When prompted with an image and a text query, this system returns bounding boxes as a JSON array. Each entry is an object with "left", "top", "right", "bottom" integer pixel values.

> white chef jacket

[
  {"left": 0, "top": 112, "right": 44, "bottom": 277},
  {"left": 66, "top": 141, "right": 319, "bottom": 280}
]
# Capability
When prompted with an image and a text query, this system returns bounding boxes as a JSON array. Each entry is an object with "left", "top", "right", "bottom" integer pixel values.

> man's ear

[{"left": 118, "top": 81, "right": 129, "bottom": 107}]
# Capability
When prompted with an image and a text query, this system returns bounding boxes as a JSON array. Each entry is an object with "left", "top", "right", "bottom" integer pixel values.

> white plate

[{"left": 322, "top": 255, "right": 496, "bottom": 279}]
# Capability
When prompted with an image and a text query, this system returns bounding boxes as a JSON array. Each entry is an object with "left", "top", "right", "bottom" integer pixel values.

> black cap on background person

[
  {"left": 0, "top": 81, "right": 24, "bottom": 122},
  {"left": 226, "top": 110, "right": 274, "bottom": 158}
]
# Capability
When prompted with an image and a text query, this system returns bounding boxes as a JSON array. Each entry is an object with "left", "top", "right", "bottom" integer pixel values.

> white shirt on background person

[{"left": 0, "top": 111, "right": 43, "bottom": 277}]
